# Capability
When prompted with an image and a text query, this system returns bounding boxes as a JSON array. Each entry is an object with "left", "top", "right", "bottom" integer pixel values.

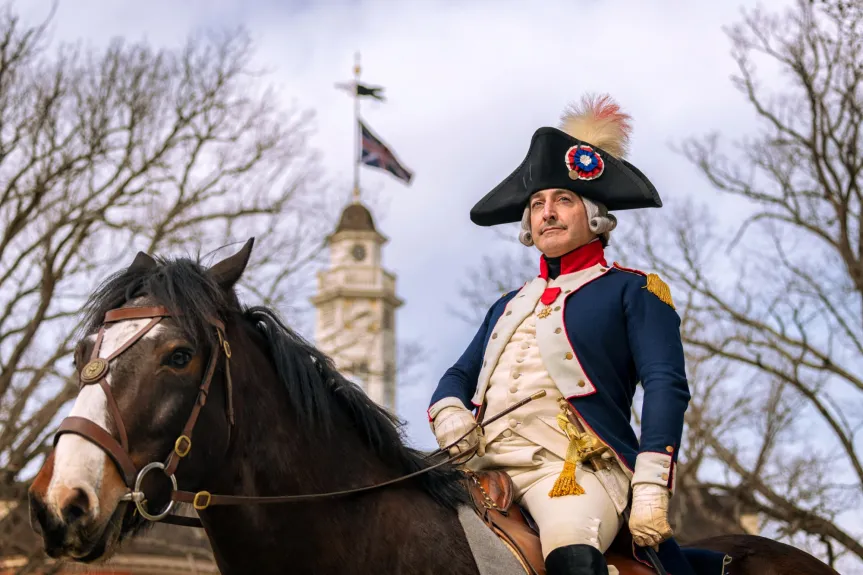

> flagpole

[{"left": 352, "top": 52, "right": 361, "bottom": 204}]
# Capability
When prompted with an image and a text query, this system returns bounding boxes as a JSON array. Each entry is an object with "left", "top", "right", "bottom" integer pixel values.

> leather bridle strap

[
  {"left": 164, "top": 337, "right": 222, "bottom": 477},
  {"left": 53, "top": 304, "right": 234, "bottom": 529},
  {"left": 55, "top": 308, "right": 171, "bottom": 472},
  {"left": 55, "top": 416, "right": 139, "bottom": 487}
]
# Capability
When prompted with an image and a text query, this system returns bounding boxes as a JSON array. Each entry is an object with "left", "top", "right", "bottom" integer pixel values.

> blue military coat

[
  {"left": 430, "top": 241, "right": 728, "bottom": 574},
  {"left": 431, "top": 242, "right": 689, "bottom": 481}
]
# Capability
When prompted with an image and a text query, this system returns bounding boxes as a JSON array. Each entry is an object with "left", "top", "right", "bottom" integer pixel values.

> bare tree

[
  {"left": 617, "top": 0, "right": 863, "bottom": 570},
  {"left": 0, "top": 2, "right": 340, "bottom": 563},
  {"left": 455, "top": 1, "right": 862, "bottom": 570}
]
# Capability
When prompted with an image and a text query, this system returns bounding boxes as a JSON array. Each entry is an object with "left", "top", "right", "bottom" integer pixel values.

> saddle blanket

[
  {"left": 457, "top": 505, "right": 624, "bottom": 575},
  {"left": 458, "top": 505, "right": 526, "bottom": 575}
]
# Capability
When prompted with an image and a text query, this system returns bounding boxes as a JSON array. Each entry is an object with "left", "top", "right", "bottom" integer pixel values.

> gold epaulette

[
  {"left": 644, "top": 273, "right": 675, "bottom": 310},
  {"left": 612, "top": 262, "right": 675, "bottom": 310}
]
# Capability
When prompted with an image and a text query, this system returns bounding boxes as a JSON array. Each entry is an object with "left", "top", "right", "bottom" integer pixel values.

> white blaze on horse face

[{"left": 48, "top": 319, "right": 165, "bottom": 516}]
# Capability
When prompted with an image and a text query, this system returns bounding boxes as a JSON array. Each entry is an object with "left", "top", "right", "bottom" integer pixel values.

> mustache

[{"left": 540, "top": 220, "right": 567, "bottom": 234}]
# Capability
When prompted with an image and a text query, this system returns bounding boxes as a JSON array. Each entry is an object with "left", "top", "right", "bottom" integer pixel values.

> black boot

[{"left": 545, "top": 544, "right": 608, "bottom": 575}]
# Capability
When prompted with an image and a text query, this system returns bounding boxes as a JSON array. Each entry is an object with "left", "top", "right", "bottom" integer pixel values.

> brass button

[
  {"left": 565, "top": 352, "right": 573, "bottom": 360},
  {"left": 503, "top": 429, "right": 513, "bottom": 438},
  {"left": 521, "top": 342, "right": 530, "bottom": 350},
  {"left": 513, "top": 373, "right": 521, "bottom": 379},
  {"left": 509, "top": 419, "right": 518, "bottom": 429},
  {"left": 509, "top": 385, "right": 518, "bottom": 393},
  {"left": 577, "top": 380, "right": 585, "bottom": 388},
  {"left": 492, "top": 333, "right": 498, "bottom": 339},
  {"left": 516, "top": 358, "right": 524, "bottom": 363},
  {"left": 505, "top": 311, "right": 512, "bottom": 316},
  {"left": 565, "top": 289, "right": 572, "bottom": 294},
  {"left": 662, "top": 461, "right": 670, "bottom": 468},
  {"left": 554, "top": 328, "right": 562, "bottom": 334},
  {"left": 665, "top": 446, "right": 674, "bottom": 453},
  {"left": 554, "top": 306, "right": 561, "bottom": 311},
  {"left": 661, "top": 473, "right": 669, "bottom": 481},
  {"left": 483, "top": 360, "right": 487, "bottom": 367}
]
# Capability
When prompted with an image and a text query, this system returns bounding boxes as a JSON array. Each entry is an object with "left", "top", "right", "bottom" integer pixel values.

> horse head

[{"left": 28, "top": 239, "right": 254, "bottom": 562}]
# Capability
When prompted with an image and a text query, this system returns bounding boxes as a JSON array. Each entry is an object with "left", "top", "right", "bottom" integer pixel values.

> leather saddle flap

[
  {"left": 473, "top": 470, "right": 514, "bottom": 511},
  {"left": 463, "top": 470, "right": 656, "bottom": 575}
]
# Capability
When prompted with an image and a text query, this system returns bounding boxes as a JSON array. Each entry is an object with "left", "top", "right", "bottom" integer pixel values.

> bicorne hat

[{"left": 469, "top": 95, "right": 662, "bottom": 227}]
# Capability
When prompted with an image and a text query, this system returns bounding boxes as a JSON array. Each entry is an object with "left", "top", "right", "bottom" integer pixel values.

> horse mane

[
  {"left": 82, "top": 256, "right": 232, "bottom": 348},
  {"left": 82, "top": 255, "right": 467, "bottom": 509},
  {"left": 244, "top": 306, "right": 468, "bottom": 509}
]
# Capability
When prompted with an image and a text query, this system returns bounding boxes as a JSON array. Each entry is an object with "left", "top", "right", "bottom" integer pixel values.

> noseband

[
  {"left": 54, "top": 305, "right": 233, "bottom": 525},
  {"left": 54, "top": 305, "right": 542, "bottom": 529}
]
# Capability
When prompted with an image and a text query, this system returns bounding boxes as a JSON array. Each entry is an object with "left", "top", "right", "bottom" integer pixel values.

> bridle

[
  {"left": 55, "top": 305, "right": 542, "bottom": 529},
  {"left": 55, "top": 305, "right": 233, "bottom": 527}
]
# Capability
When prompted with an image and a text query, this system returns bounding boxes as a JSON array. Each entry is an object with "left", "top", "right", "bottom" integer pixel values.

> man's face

[{"left": 529, "top": 189, "right": 595, "bottom": 257}]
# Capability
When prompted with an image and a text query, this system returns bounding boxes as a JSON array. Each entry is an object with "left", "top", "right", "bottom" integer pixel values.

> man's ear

[{"left": 209, "top": 238, "right": 255, "bottom": 291}]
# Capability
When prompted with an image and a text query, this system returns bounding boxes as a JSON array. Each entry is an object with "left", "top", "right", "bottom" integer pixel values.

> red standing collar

[{"left": 539, "top": 240, "right": 608, "bottom": 280}]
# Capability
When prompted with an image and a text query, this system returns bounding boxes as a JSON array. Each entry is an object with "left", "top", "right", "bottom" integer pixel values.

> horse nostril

[{"left": 58, "top": 487, "right": 95, "bottom": 526}]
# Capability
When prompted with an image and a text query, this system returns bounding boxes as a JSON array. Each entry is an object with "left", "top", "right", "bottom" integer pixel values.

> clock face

[{"left": 351, "top": 244, "right": 366, "bottom": 262}]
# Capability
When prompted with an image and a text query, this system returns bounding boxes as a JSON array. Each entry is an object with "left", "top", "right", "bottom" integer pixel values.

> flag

[
  {"left": 334, "top": 81, "right": 385, "bottom": 101},
  {"left": 359, "top": 120, "right": 413, "bottom": 184},
  {"left": 356, "top": 83, "right": 385, "bottom": 101}
]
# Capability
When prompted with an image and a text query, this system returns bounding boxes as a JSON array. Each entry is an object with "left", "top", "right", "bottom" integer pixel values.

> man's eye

[{"left": 166, "top": 350, "right": 193, "bottom": 368}]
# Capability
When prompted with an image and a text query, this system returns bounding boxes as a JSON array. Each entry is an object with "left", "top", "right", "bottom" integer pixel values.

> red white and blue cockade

[{"left": 565, "top": 144, "right": 604, "bottom": 181}]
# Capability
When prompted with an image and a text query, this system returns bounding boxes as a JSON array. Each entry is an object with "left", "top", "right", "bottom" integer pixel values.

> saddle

[{"left": 464, "top": 470, "right": 655, "bottom": 575}]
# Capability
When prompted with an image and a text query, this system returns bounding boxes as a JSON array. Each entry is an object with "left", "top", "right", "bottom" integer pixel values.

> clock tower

[{"left": 311, "top": 201, "right": 403, "bottom": 412}]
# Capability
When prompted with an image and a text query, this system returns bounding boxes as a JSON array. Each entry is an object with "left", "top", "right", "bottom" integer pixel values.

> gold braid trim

[{"left": 644, "top": 273, "right": 675, "bottom": 310}]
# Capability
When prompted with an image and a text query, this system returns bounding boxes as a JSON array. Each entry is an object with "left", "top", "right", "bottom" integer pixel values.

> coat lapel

[
  {"left": 471, "top": 277, "right": 546, "bottom": 405},
  {"left": 536, "top": 263, "right": 612, "bottom": 397}
]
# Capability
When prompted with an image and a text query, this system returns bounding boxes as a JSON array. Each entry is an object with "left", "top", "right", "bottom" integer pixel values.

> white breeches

[{"left": 508, "top": 457, "right": 623, "bottom": 560}]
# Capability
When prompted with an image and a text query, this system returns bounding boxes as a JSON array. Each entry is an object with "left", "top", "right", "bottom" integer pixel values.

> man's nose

[{"left": 542, "top": 204, "right": 556, "bottom": 220}]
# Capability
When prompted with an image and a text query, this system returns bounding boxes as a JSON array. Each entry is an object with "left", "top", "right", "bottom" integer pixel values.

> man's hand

[
  {"left": 432, "top": 406, "right": 485, "bottom": 458},
  {"left": 628, "top": 483, "right": 673, "bottom": 550}
]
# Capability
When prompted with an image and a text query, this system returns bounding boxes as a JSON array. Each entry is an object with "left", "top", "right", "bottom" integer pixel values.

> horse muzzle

[{"left": 28, "top": 483, "right": 121, "bottom": 561}]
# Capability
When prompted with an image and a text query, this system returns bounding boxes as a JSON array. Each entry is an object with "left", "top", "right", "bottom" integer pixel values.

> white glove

[
  {"left": 432, "top": 405, "right": 485, "bottom": 458},
  {"left": 628, "top": 483, "right": 673, "bottom": 550}
]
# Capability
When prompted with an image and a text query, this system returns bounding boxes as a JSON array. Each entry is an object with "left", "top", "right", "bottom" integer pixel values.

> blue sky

[{"left": 21, "top": 0, "right": 792, "bottom": 447}]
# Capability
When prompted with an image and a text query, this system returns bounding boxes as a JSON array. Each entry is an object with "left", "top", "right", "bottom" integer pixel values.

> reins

[
  {"left": 57, "top": 304, "right": 545, "bottom": 529},
  {"left": 170, "top": 390, "right": 546, "bottom": 513}
]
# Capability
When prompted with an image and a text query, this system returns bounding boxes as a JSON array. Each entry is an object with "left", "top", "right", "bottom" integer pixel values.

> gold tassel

[
  {"left": 549, "top": 414, "right": 586, "bottom": 497},
  {"left": 645, "top": 273, "right": 675, "bottom": 310}
]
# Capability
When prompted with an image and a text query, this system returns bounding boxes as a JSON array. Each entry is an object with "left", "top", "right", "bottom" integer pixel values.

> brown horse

[{"left": 28, "top": 240, "right": 839, "bottom": 575}]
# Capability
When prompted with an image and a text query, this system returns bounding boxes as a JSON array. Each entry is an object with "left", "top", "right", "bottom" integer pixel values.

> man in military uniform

[{"left": 428, "top": 96, "right": 697, "bottom": 575}]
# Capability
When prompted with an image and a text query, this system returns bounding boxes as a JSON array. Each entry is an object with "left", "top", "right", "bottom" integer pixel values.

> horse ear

[
  {"left": 209, "top": 238, "right": 255, "bottom": 290},
  {"left": 128, "top": 251, "right": 157, "bottom": 273}
]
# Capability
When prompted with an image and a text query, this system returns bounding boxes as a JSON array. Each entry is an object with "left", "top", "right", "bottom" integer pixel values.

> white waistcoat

[
  {"left": 471, "top": 263, "right": 612, "bottom": 407},
  {"left": 481, "top": 309, "right": 569, "bottom": 459}
]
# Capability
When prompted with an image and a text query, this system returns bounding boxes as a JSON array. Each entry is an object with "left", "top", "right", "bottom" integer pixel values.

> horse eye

[{"left": 166, "top": 349, "right": 193, "bottom": 368}]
